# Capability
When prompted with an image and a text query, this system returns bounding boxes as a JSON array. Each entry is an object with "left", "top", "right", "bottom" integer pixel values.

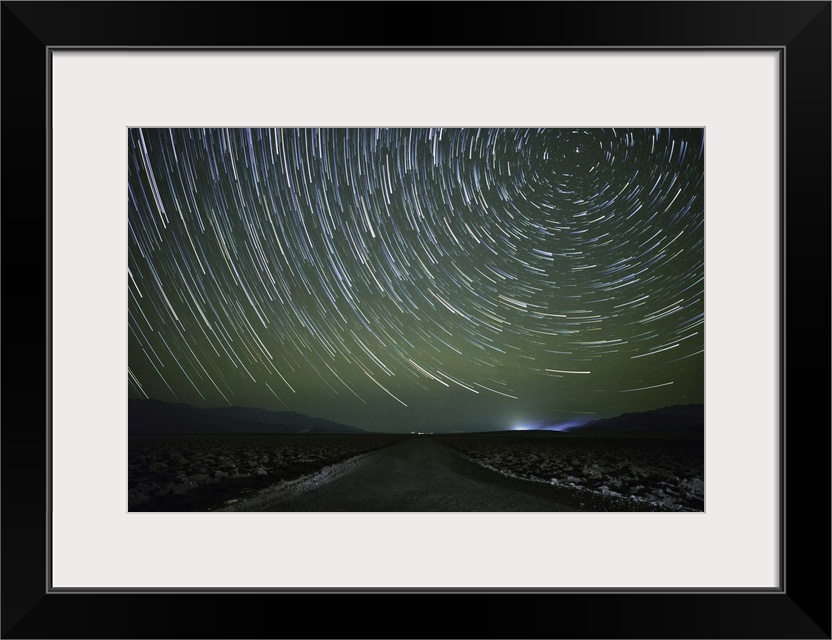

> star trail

[{"left": 128, "top": 128, "right": 704, "bottom": 432}]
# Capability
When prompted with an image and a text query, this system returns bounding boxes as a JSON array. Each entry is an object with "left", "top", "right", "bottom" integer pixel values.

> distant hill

[
  {"left": 128, "top": 399, "right": 367, "bottom": 435},
  {"left": 564, "top": 404, "right": 704, "bottom": 438}
]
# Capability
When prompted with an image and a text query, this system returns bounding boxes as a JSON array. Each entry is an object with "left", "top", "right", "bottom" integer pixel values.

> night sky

[{"left": 128, "top": 128, "right": 704, "bottom": 433}]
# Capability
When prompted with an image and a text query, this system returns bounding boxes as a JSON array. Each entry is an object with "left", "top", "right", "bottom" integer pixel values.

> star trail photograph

[{"left": 128, "top": 127, "right": 704, "bottom": 512}]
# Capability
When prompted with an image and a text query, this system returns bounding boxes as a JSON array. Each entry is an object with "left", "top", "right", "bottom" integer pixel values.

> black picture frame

[{"left": 2, "top": 2, "right": 829, "bottom": 638}]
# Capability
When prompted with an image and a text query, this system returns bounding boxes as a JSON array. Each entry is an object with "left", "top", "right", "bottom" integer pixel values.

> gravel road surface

[{"left": 227, "top": 437, "right": 578, "bottom": 511}]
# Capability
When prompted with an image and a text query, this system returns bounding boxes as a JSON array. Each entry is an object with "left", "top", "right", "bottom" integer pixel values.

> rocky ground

[
  {"left": 438, "top": 434, "right": 704, "bottom": 511},
  {"left": 128, "top": 433, "right": 404, "bottom": 511}
]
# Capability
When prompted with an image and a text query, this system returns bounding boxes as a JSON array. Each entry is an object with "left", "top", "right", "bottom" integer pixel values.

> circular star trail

[{"left": 128, "top": 128, "right": 704, "bottom": 432}]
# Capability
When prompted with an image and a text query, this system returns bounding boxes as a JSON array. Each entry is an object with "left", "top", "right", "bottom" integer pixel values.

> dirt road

[{"left": 226, "top": 437, "right": 578, "bottom": 511}]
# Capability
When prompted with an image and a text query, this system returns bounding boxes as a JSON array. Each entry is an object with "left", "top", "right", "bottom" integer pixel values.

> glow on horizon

[{"left": 509, "top": 417, "right": 595, "bottom": 432}]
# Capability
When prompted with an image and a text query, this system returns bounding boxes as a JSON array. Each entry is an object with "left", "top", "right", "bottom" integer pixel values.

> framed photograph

[{"left": 3, "top": 2, "right": 829, "bottom": 638}]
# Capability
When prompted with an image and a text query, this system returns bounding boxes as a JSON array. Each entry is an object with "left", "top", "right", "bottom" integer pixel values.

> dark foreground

[
  {"left": 222, "top": 438, "right": 580, "bottom": 511},
  {"left": 129, "top": 432, "right": 702, "bottom": 512}
]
